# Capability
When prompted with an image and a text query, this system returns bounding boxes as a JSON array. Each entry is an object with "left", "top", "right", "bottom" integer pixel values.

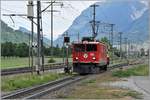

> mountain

[
  {"left": 1, "top": 20, "right": 51, "bottom": 46},
  {"left": 18, "top": 26, "right": 51, "bottom": 46},
  {"left": 123, "top": 9, "right": 149, "bottom": 42},
  {"left": 19, "top": 27, "right": 31, "bottom": 34},
  {"left": 54, "top": 0, "right": 149, "bottom": 47}
]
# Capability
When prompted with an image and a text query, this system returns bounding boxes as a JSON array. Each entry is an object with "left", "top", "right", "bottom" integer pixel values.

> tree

[
  {"left": 53, "top": 44, "right": 61, "bottom": 57},
  {"left": 1, "top": 42, "right": 16, "bottom": 57},
  {"left": 100, "top": 37, "right": 112, "bottom": 49},
  {"left": 140, "top": 48, "right": 145, "bottom": 56},
  {"left": 15, "top": 43, "right": 29, "bottom": 57}
]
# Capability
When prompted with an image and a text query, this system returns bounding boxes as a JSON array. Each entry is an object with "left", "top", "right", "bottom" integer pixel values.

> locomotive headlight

[
  {"left": 75, "top": 57, "right": 78, "bottom": 60},
  {"left": 92, "top": 57, "right": 96, "bottom": 60}
]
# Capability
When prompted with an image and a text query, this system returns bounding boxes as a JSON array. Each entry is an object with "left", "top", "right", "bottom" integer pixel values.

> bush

[{"left": 48, "top": 58, "right": 56, "bottom": 63}]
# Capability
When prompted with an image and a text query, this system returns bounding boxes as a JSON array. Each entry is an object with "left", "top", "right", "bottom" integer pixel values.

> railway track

[
  {"left": 2, "top": 75, "right": 86, "bottom": 99},
  {"left": 1, "top": 58, "right": 144, "bottom": 76},
  {"left": 1, "top": 63, "right": 67, "bottom": 76},
  {"left": 2, "top": 61, "right": 143, "bottom": 99}
]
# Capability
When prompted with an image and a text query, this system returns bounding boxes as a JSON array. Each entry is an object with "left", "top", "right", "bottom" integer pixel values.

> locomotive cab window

[
  {"left": 74, "top": 44, "right": 85, "bottom": 52},
  {"left": 86, "top": 44, "right": 97, "bottom": 51}
]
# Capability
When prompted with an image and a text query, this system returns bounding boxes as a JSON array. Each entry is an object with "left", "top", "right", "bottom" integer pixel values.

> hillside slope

[{"left": 1, "top": 20, "right": 50, "bottom": 46}]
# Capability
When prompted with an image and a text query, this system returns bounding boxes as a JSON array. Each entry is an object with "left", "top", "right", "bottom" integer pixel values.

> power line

[
  {"left": 63, "top": 2, "right": 90, "bottom": 20},
  {"left": 2, "top": 8, "right": 53, "bottom": 39}
]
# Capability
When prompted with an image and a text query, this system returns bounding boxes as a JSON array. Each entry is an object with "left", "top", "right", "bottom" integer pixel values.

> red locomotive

[{"left": 72, "top": 37, "right": 109, "bottom": 74}]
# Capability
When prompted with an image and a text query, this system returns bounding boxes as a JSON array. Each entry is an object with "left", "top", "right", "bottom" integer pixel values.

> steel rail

[
  {"left": 1, "top": 62, "right": 71, "bottom": 76},
  {"left": 2, "top": 60, "right": 144, "bottom": 99},
  {"left": 25, "top": 76, "right": 86, "bottom": 99},
  {"left": 2, "top": 76, "right": 82, "bottom": 99},
  {"left": 2, "top": 59, "right": 143, "bottom": 76}
]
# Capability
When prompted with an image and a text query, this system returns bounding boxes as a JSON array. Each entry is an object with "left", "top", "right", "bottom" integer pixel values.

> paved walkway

[{"left": 132, "top": 76, "right": 150, "bottom": 100}]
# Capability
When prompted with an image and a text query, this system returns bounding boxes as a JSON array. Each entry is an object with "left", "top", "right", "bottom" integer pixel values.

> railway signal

[
  {"left": 63, "top": 32, "right": 71, "bottom": 73},
  {"left": 64, "top": 36, "right": 70, "bottom": 43}
]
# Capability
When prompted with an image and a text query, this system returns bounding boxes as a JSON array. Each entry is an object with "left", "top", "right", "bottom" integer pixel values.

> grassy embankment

[
  {"left": 57, "top": 73, "right": 142, "bottom": 99},
  {"left": 56, "top": 64, "right": 148, "bottom": 99},
  {"left": 1, "top": 57, "right": 72, "bottom": 69},
  {"left": 112, "top": 64, "right": 149, "bottom": 77},
  {"left": 1, "top": 72, "right": 70, "bottom": 92}
]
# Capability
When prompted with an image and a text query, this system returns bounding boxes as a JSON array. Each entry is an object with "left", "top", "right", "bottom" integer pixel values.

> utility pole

[
  {"left": 63, "top": 41, "right": 65, "bottom": 63},
  {"left": 119, "top": 32, "right": 123, "bottom": 60},
  {"left": 124, "top": 38, "right": 128, "bottom": 59},
  {"left": 38, "top": 0, "right": 62, "bottom": 72},
  {"left": 78, "top": 32, "right": 80, "bottom": 42},
  {"left": 36, "top": 0, "right": 41, "bottom": 75},
  {"left": 51, "top": 0, "right": 53, "bottom": 57},
  {"left": 28, "top": 28, "right": 31, "bottom": 72},
  {"left": 128, "top": 40, "right": 130, "bottom": 59},
  {"left": 90, "top": 4, "right": 99, "bottom": 38},
  {"left": 110, "top": 24, "right": 115, "bottom": 63},
  {"left": 31, "top": 18, "right": 34, "bottom": 74},
  {"left": 110, "top": 24, "right": 115, "bottom": 47},
  {"left": 148, "top": 0, "right": 150, "bottom": 80},
  {"left": 27, "top": 0, "right": 34, "bottom": 74},
  {"left": 40, "top": 15, "right": 44, "bottom": 72},
  {"left": 45, "top": 0, "right": 62, "bottom": 58}
]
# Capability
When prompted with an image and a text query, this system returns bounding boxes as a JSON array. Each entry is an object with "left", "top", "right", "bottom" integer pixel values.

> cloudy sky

[{"left": 1, "top": 0, "right": 104, "bottom": 40}]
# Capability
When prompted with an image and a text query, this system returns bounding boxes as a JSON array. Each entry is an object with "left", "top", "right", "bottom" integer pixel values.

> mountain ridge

[
  {"left": 1, "top": 20, "right": 51, "bottom": 47},
  {"left": 54, "top": 0, "right": 149, "bottom": 47}
]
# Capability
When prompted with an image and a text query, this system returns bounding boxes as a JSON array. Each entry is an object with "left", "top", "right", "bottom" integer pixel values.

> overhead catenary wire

[
  {"left": 62, "top": 2, "right": 91, "bottom": 20},
  {"left": 2, "top": 8, "right": 52, "bottom": 37}
]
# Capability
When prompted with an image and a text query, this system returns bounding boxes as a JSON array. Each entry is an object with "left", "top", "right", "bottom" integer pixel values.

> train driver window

[
  {"left": 74, "top": 44, "right": 85, "bottom": 52},
  {"left": 86, "top": 44, "right": 97, "bottom": 51}
]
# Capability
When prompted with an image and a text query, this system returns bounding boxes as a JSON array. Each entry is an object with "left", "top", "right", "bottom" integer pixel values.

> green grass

[
  {"left": 123, "top": 90, "right": 142, "bottom": 99},
  {"left": 1, "top": 73, "right": 68, "bottom": 92},
  {"left": 112, "top": 64, "right": 149, "bottom": 77},
  {"left": 1, "top": 57, "right": 72, "bottom": 69},
  {"left": 82, "top": 79, "right": 96, "bottom": 84},
  {"left": 1, "top": 57, "right": 29, "bottom": 69},
  {"left": 111, "top": 90, "right": 142, "bottom": 99}
]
